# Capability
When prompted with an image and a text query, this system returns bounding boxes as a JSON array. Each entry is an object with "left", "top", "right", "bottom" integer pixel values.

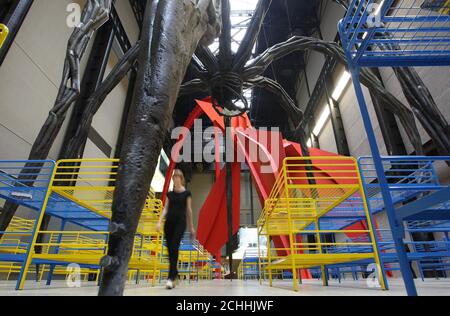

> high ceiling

[
  {"left": 129, "top": 0, "right": 323, "bottom": 149},
  {"left": 123, "top": 0, "right": 326, "bottom": 180},
  {"left": 251, "top": 0, "right": 321, "bottom": 134}
]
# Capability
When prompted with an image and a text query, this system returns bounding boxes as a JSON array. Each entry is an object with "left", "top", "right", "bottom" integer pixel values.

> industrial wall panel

[
  {"left": 91, "top": 52, "right": 129, "bottom": 153},
  {"left": 114, "top": 0, "right": 140, "bottom": 44},
  {"left": 318, "top": 119, "right": 338, "bottom": 153}
]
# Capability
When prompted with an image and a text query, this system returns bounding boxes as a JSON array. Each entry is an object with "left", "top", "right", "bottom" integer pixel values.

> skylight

[{"left": 208, "top": 0, "right": 259, "bottom": 54}]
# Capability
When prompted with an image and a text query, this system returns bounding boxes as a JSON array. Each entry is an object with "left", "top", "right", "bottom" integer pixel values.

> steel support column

[
  {"left": 350, "top": 67, "right": 418, "bottom": 296},
  {"left": 307, "top": 121, "right": 320, "bottom": 149},
  {"left": 224, "top": 116, "right": 234, "bottom": 281},
  {"left": 369, "top": 68, "right": 407, "bottom": 156},
  {"left": 128, "top": 0, "right": 145, "bottom": 29},
  {"left": 324, "top": 78, "right": 350, "bottom": 156},
  {"left": 34, "top": 11, "right": 117, "bottom": 273},
  {"left": 60, "top": 2, "right": 135, "bottom": 160},
  {"left": 303, "top": 57, "right": 337, "bottom": 127},
  {"left": 59, "top": 20, "right": 115, "bottom": 159},
  {"left": 110, "top": 4, "right": 137, "bottom": 158},
  {"left": 114, "top": 68, "right": 137, "bottom": 158},
  {"left": 249, "top": 172, "right": 255, "bottom": 226}
]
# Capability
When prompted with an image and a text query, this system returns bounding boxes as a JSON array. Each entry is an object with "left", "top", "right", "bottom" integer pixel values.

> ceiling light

[
  {"left": 332, "top": 71, "right": 351, "bottom": 101},
  {"left": 313, "top": 106, "right": 331, "bottom": 136},
  {"left": 375, "top": 0, "right": 385, "bottom": 16}
]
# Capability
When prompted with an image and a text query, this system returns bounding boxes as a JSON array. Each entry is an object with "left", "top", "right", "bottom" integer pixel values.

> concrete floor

[{"left": 0, "top": 279, "right": 449, "bottom": 296}]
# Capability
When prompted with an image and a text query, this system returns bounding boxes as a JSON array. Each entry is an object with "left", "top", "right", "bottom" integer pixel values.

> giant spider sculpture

[
  {"left": 0, "top": 0, "right": 449, "bottom": 296},
  {"left": 180, "top": 0, "right": 449, "bottom": 159}
]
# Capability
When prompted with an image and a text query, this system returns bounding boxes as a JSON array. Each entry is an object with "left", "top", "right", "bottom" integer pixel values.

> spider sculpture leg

[{"left": 98, "top": 0, "right": 220, "bottom": 296}]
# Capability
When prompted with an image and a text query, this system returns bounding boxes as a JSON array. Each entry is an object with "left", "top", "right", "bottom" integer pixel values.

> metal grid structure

[
  {"left": 404, "top": 220, "right": 450, "bottom": 279},
  {"left": 238, "top": 247, "right": 266, "bottom": 280},
  {"left": 0, "top": 159, "right": 167, "bottom": 290},
  {"left": 0, "top": 216, "right": 101, "bottom": 284},
  {"left": 257, "top": 157, "right": 385, "bottom": 291},
  {"left": 359, "top": 156, "right": 450, "bottom": 285},
  {"left": 41, "top": 159, "right": 165, "bottom": 288},
  {"left": 339, "top": 0, "right": 450, "bottom": 67},
  {"left": 339, "top": 0, "right": 450, "bottom": 296},
  {"left": 159, "top": 232, "right": 214, "bottom": 283},
  {"left": 0, "top": 159, "right": 216, "bottom": 290},
  {"left": 0, "top": 160, "right": 55, "bottom": 290},
  {"left": 0, "top": 217, "right": 37, "bottom": 281}
]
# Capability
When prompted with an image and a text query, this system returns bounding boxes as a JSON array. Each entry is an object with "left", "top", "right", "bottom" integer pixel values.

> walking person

[{"left": 156, "top": 169, "right": 196, "bottom": 289}]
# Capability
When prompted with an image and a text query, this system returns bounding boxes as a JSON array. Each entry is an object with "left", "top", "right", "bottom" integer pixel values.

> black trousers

[{"left": 164, "top": 220, "right": 186, "bottom": 281}]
